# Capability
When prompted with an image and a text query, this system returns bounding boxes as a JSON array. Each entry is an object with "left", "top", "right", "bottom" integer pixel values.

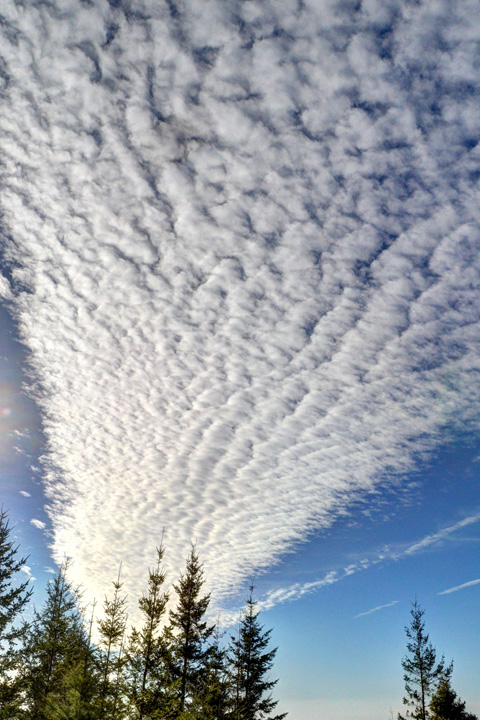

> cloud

[
  {"left": 438, "top": 578, "right": 480, "bottom": 596},
  {"left": 0, "top": 0, "right": 479, "bottom": 620},
  {"left": 401, "top": 514, "right": 480, "bottom": 557},
  {"left": 250, "top": 513, "right": 480, "bottom": 615},
  {"left": 19, "top": 490, "right": 31, "bottom": 497},
  {"left": 354, "top": 600, "right": 398, "bottom": 619},
  {"left": 30, "top": 519, "right": 46, "bottom": 531}
]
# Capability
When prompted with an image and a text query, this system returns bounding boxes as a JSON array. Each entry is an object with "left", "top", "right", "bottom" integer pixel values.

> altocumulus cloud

[{"left": 0, "top": 0, "right": 480, "bottom": 618}]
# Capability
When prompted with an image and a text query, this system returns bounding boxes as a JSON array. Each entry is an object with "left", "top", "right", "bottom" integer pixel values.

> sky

[{"left": 0, "top": 0, "right": 480, "bottom": 718}]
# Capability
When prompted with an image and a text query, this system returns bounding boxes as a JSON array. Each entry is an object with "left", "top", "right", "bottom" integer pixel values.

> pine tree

[
  {"left": 22, "top": 561, "right": 88, "bottom": 719},
  {"left": 169, "top": 545, "right": 214, "bottom": 715},
  {"left": 98, "top": 567, "right": 128, "bottom": 719},
  {"left": 126, "top": 544, "right": 172, "bottom": 720},
  {"left": 399, "top": 600, "right": 452, "bottom": 720},
  {"left": 0, "top": 507, "right": 33, "bottom": 718},
  {"left": 229, "top": 586, "right": 286, "bottom": 720},
  {"left": 429, "top": 676, "right": 478, "bottom": 720}
]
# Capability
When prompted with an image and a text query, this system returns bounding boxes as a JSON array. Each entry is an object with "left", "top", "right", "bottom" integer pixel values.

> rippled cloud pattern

[{"left": 1, "top": 0, "right": 479, "bottom": 613}]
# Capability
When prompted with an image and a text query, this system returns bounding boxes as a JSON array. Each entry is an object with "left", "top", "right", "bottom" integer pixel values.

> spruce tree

[
  {"left": 22, "top": 560, "right": 88, "bottom": 719},
  {"left": 169, "top": 545, "right": 214, "bottom": 715},
  {"left": 98, "top": 567, "right": 128, "bottom": 718},
  {"left": 399, "top": 600, "right": 452, "bottom": 720},
  {"left": 126, "top": 544, "right": 172, "bottom": 720},
  {"left": 229, "top": 586, "right": 286, "bottom": 720},
  {"left": 429, "top": 677, "right": 478, "bottom": 720},
  {"left": 0, "top": 507, "right": 33, "bottom": 718}
]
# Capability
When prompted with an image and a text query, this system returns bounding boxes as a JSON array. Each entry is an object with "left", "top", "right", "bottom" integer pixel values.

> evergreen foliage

[
  {"left": 229, "top": 586, "right": 286, "bottom": 720},
  {"left": 169, "top": 545, "right": 214, "bottom": 715},
  {"left": 22, "top": 561, "right": 89, "bottom": 719},
  {"left": 429, "top": 677, "right": 478, "bottom": 720},
  {"left": 0, "top": 507, "right": 33, "bottom": 718},
  {"left": 399, "top": 600, "right": 452, "bottom": 720},
  {"left": 126, "top": 544, "right": 172, "bottom": 720},
  {"left": 98, "top": 568, "right": 128, "bottom": 719}
]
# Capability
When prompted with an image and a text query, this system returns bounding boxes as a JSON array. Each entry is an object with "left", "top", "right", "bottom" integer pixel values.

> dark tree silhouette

[
  {"left": 169, "top": 545, "right": 214, "bottom": 715},
  {"left": 430, "top": 676, "right": 478, "bottom": 720},
  {"left": 399, "top": 600, "right": 452, "bottom": 720},
  {"left": 0, "top": 507, "right": 33, "bottom": 718},
  {"left": 229, "top": 585, "right": 286, "bottom": 720}
]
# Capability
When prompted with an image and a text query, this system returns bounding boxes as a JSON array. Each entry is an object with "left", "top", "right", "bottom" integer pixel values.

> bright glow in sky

[{"left": 1, "top": 1, "right": 480, "bottom": 717}]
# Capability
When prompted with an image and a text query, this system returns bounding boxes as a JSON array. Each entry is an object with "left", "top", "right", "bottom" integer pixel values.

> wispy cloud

[
  {"left": 402, "top": 515, "right": 480, "bottom": 557},
  {"left": 355, "top": 601, "right": 398, "bottom": 619},
  {"left": 438, "top": 579, "right": 480, "bottom": 596},
  {"left": 30, "top": 519, "right": 46, "bottom": 531},
  {"left": 0, "top": 0, "right": 479, "bottom": 618},
  {"left": 251, "top": 514, "right": 480, "bottom": 615},
  {"left": 19, "top": 490, "right": 31, "bottom": 497}
]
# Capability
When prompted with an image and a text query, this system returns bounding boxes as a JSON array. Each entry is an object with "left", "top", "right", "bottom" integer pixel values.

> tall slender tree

[
  {"left": 0, "top": 507, "right": 33, "bottom": 718},
  {"left": 98, "top": 567, "right": 128, "bottom": 718},
  {"left": 169, "top": 545, "right": 214, "bottom": 715},
  {"left": 399, "top": 600, "right": 452, "bottom": 720},
  {"left": 126, "top": 544, "right": 171, "bottom": 720},
  {"left": 229, "top": 586, "right": 286, "bottom": 720}
]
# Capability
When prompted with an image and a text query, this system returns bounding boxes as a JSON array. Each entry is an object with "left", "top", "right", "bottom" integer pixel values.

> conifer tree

[
  {"left": 169, "top": 545, "right": 214, "bottom": 715},
  {"left": 0, "top": 507, "right": 33, "bottom": 718},
  {"left": 399, "top": 600, "right": 452, "bottom": 720},
  {"left": 22, "top": 560, "right": 88, "bottom": 720},
  {"left": 98, "top": 567, "right": 128, "bottom": 719},
  {"left": 429, "top": 676, "right": 478, "bottom": 720},
  {"left": 188, "top": 625, "right": 232, "bottom": 720},
  {"left": 229, "top": 586, "right": 286, "bottom": 720},
  {"left": 126, "top": 544, "right": 171, "bottom": 720}
]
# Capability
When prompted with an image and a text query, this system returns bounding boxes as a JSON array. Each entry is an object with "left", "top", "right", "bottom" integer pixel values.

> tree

[
  {"left": 169, "top": 545, "right": 214, "bottom": 715},
  {"left": 22, "top": 561, "right": 88, "bottom": 719},
  {"left": 0, "top": 507, "right": 33, "bottom": 718},
  {"left": 229, "top": 586, "right": 286, "bottom": 720},
  {"left": 429, "top": 676, "right": 478, "bottom": 720},
  {"left": 126, "top": 544, "right": 172, "bottom": 720},
  {"left": 98, "top": 567, "right": 128, "bottom": 719},
  {"left": 399, "top": 600, "right": 452, "bottom": 720}
]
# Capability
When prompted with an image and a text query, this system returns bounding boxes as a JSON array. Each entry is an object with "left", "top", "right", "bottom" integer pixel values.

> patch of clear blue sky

[{"left": 257, "top": 437, "right": 480, "bottom": 718}]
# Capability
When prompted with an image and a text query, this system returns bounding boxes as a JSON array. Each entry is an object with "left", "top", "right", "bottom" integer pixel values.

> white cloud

[
  {"left": 30, "top": 519, "right": 46, "bottom": 531},
  {"left": 19, "top": 490, "right": 31, "bottom": 497},
  {"left": 438, "top": 578, "right": 480, "bottom": 596},
  {"left": 354, "top": 600, "right": 398, "bottom": 619},
  {"left": 0, "top": 0, "right": 479, "bottom": 621}
]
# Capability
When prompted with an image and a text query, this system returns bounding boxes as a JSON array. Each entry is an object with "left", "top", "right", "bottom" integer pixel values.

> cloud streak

[
  {"left": 0, "top": 0, "right": 479, "bottom": 616},
  {"left": 354, "top": 601, "right": 398, "bottom": 619},
  {"left": 438, "top": 579, "right": 480, "bottom": 596}
]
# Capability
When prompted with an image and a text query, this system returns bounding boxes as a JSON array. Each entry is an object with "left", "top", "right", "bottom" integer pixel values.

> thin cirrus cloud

[
  {"left": 438, "top": 579, "right": 480, "bottom": 596},
  {"left": 0, "top": 0, "right": 479, "bottom": 618},
  {"left": 354, "top": 601, "right": 398, "bottom": 619},
  {"left": 251, "top": 512, "right": 480, "bottom": 615}
]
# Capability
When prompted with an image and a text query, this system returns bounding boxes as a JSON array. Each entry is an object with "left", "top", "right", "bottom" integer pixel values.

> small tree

[
  {"left": 0, "top": 507, "right": 33, "bottom": 718},
  {"left": 229, "top": 586, "right": 286, "bottom": 720},
  {"left": 399, "top": 600, "right": 452, "bottom": 720},
  {"left": 429, "top": 676, "right": 478, "bottom": 720}
]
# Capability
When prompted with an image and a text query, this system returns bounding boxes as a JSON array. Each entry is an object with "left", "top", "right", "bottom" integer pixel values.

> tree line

[{"left": 0, "top": 508, "right": 286, "bottom": 720}]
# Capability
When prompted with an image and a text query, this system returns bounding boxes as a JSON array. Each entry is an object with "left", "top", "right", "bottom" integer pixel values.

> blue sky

[{"left": 1, "top": 0, "right": 480, "bottom": 718}]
